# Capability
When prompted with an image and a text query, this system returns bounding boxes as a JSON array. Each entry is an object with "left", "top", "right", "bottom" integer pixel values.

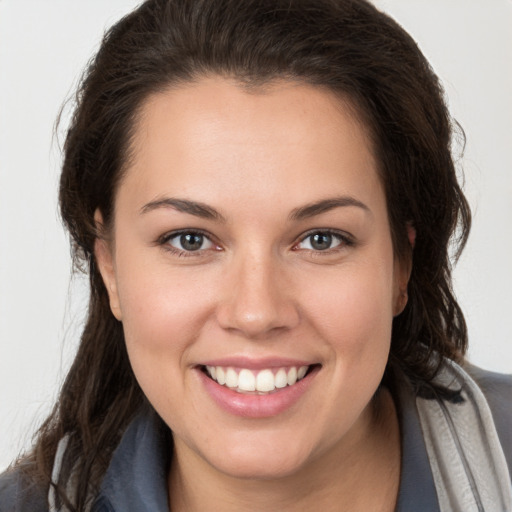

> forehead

[
  {"left": 118, "top": 77, "right": 384, "bottom": 219},
  {"left": 133, "top": 78, "right": 373, "bottom": 153}
]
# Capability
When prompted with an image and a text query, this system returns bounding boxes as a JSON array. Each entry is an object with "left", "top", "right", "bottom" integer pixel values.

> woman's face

[{"left": 96, "top": 77, "right": 407, "bottom": 479}]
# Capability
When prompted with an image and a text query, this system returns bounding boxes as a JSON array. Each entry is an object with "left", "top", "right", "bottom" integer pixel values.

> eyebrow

[
  {"left": 140, "top": 195, "right": 370, "bottom": 222},
  {"left": 140, "top": 198, "right": 226, "bottom": 222},
  {"left": 289, "top": 196, "right": 371, "bottom": 221}
]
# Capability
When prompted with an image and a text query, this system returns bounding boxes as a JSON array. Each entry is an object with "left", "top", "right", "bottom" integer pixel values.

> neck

[{"left": 168, "top": 388, "right": 400, "bottom": 512}]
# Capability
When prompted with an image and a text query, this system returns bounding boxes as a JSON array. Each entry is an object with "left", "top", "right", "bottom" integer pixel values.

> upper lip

[{"left": 198, "top": 356, "right": 317, "bottom": 370}]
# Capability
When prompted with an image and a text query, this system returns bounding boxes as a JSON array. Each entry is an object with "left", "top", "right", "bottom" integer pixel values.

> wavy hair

[{"left": 22, "top": 0, "right": 470, "bottom": 509}]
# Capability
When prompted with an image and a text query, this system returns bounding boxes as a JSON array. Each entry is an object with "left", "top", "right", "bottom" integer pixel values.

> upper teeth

[{"left": 205, "top": 365, "right": 309, "bottom": 393}]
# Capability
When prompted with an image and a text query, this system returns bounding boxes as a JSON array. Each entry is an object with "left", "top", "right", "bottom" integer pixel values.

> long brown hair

[{"left": 24, "top": 0, "right": 470, "bottom": 509}]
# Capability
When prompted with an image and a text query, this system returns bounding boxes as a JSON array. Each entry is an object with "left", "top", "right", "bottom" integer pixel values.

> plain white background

[{"left": 1, "top": 0, "right": 511, "bottom": 470}]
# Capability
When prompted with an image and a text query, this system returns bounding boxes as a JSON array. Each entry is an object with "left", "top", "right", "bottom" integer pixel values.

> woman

[{"left": 1, "top": 0, "right": 510, "bottom": 511}]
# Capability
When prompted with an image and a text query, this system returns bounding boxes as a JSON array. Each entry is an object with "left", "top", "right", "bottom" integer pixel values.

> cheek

[
  {"left": 302, "top": 261, "right": 395, "bottom": 357},
  {"left": 111, "top": 247, "right": 217, "bottom": 391},
  {"left": 115, "top": 248, "right": 210, "bottom": 343},
  {"left": 288, "top": 261, "right": 396, "bottom": 451},
  {"left": 114, "top": 265, "right": 216, "bottom": 423}
]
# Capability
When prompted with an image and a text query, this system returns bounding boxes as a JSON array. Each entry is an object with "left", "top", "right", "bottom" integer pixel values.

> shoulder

[
  {"left": 0, "top": 465, "right": 48, "bottom": 512},
  {"left": 465, "top": 362, "right": 512, "bottom": 401},
  {"left": 464, "top": 363, "right": 512, "bottom": 472}
]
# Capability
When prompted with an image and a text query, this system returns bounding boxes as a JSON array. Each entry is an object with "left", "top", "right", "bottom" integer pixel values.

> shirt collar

[{"left": 98, "top": 404, "right": 171, "bottom": 511}]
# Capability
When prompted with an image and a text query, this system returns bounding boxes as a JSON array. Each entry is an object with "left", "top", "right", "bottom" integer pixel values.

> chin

[
  {"left": 215, "top": 457, "right": 308, "bottom": 481},
  {"left": 203, "top": 435, "right": 314, "bottom": 481}
]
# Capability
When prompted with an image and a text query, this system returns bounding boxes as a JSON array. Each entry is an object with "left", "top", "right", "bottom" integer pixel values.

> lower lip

[{"left": 198, "top": 367, "right": 318, "bottom": 418}]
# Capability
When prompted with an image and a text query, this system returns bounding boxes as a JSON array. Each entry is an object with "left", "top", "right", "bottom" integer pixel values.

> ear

[
  {"left": 393, "top": 223, "right": 416, "bottom": 317},
  {"left": 94, "top": 209, "right": 122, "bottom": 321}
]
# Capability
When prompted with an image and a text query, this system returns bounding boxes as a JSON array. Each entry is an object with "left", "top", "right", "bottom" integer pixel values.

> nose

[{"left": 216, "top": 251, "right": 300, "bottom": 339}]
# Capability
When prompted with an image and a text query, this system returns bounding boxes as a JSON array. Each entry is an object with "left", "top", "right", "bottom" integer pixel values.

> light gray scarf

[{"left": 416, "top": 359, "right": 512, "bottom": 511}]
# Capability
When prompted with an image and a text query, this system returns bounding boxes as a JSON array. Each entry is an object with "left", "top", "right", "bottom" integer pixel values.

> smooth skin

[{"left": 95, "top": 77, "right": 409, "bottom": 511}]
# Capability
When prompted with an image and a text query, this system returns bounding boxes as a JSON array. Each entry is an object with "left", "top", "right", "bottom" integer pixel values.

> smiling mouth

[{"left": 201, "top": 364, "right": 319, "bottom": 395}]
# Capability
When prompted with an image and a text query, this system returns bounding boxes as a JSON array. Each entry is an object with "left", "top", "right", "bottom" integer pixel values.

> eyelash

[
  {"left": 157, "top": 229, "right": 218, "bottom": 258},
  {"left": 293, "top": 229, "right": 355, "bottom": 254},
  {"left": 157, "top": 228, "right": 354, "bottom": 258}
]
